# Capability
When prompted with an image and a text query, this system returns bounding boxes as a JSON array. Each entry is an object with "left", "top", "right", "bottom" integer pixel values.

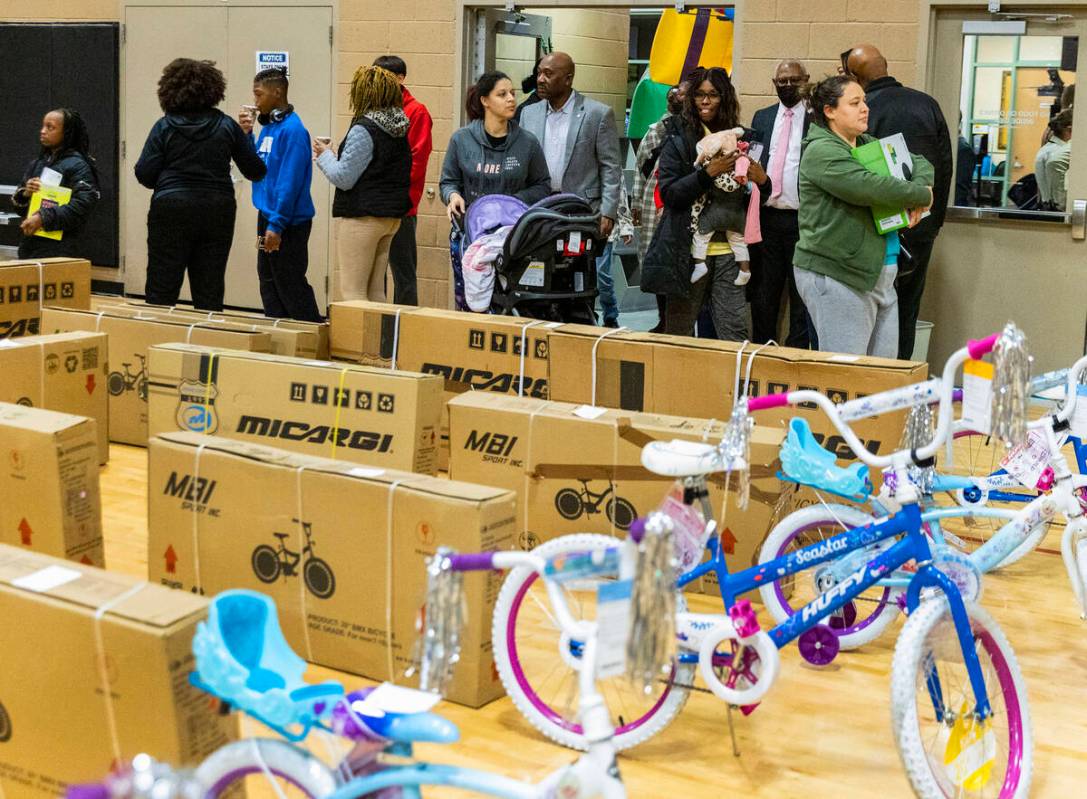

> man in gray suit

[{"left": 520, "top": 52, "right": 623, "bottom": 326}]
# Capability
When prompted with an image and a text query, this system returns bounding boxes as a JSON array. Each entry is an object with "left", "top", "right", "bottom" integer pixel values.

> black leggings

[{"left": 146, "top": 193, "right": 236, "bottom": 310}]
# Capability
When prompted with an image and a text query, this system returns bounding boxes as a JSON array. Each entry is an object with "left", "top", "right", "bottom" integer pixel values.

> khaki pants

[{"left": 334, "top": 216, "right": 402, "bottom": 302}]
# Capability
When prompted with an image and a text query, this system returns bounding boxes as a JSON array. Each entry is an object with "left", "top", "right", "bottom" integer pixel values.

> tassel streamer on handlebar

[
  {"left": 991, "top": 323, "right": 1031, "bottom": 448},
  {"left": 406, "top": 547, "right": 465, "bottom": 695},
  {"left": 626, "top": 513, "right": 678, "bottom": 695},
  {"left": 719, "top": 402, "right": 754, "bottom": 509},
  {"left": 899, "top": 402, "right": 936, "bottom": 493}
]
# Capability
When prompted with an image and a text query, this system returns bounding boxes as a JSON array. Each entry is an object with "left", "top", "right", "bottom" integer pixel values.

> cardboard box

[
  {"left": 852, "top": 133, "right": 927, "bottom": 234},
  {"left": 0, "top": 258, "right": 91, "bottom": 340},
  {"left": 40, "top": 307, "right": 274, "bottom": 446},
  {"left": 147, "top": 344, "right": 443, "bottom": 474},
  {"left": 447, "top": 393, "right": 786, "bottom": 596},
  {"left": 547, "top": 326, "right": 928, "bottom": 463},
  {"left": 0, "top": 403, "right": 103, "bottom": 566},
  {"left": 0, "top": 545, "right": 238, "bottom": 797},
  {"left": 329, "top": 301, "right": 558, "bottom": 467},
  {"left": 147, "top": 432, "right": 517, "bottom": 707},
  {"left": 89, "top": 298, "right": 326, "bottom": 359},
  {"left": 0, "top": 331, "right": 110, "bottom": 463}
]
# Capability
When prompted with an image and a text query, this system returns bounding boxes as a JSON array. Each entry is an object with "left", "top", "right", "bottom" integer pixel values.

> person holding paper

[
  {"left": 793, "top": 75, "right": 934, "bottom": 359},
  {"left": 12, "top": 109, "right": 100, "bottom": 259}
]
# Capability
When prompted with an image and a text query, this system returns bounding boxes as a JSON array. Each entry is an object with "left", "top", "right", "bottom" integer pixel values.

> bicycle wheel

[
  {"left": 940, "top": 430, "right": 1049, "bottom": 567},
  {"left": 758, "top": 504, "right": 901, "bottom": 651},
  {"left": 305, "top": 557, "right": 336, "bottom": 599},
  {"left": 891, "top": 599, "right": 1032, "bottom": 799},
  {"left": 605, "top": 497, "right": 637, "bottom": 531},
  {"left": 195, "top": 739, "right": 338, "bottom": 798},
  {"left": 251, "top": 545, "right": 281, "bottom": 583},
  {"left": 107, "top": 372, "right": 126, "bottom": 397},
  {"left": 554, "top": 488, "right": 584, "bottom": 521},
  {"left": 492, "top": 533, "right": 694, "bottom": 752}
]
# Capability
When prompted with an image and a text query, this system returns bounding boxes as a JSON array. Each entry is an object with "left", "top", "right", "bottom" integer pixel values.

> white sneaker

[
  {"left": 691, "top": 261, "right": 708, "bottom": 283},
  {"left": 734, "top": 269, "right": 752, "bottom": 286}
]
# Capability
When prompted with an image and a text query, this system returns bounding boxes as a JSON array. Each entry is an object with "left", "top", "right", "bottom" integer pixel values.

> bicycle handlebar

[
  {"left": 747, "top": 333, "right": 1000, "bottom": 469},
  {"left": 65, "top": 786, "right": 109, "bottom": 799},
  {"left": 447, "top": 552, "right": 496, "bottom": 571}
]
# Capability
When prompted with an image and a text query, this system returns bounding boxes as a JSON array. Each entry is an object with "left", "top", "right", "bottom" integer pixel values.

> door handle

[{"left": 1072, "top": 199, "right": 1086, "bottom": 241}]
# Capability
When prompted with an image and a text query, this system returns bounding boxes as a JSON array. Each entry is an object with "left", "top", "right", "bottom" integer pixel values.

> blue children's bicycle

[{"left": 492, "top": 329, "right": 1034, "bottom": 799}]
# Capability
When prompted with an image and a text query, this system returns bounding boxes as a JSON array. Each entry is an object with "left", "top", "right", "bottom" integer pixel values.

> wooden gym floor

[{"left": 101, "top": 442, "right": 1087, "bottom": 798}]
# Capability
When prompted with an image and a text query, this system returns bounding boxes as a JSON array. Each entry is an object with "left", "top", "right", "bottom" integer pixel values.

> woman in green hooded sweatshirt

[{"left": 793, "top": 75, "right": 933, "bottom": 358}]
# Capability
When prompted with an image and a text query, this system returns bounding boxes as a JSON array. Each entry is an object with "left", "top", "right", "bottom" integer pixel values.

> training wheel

[{"left": 798, "top": 624, "right": 839, "bottom": 666}]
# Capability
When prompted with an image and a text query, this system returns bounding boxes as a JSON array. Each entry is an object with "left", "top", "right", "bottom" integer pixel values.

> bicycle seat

[
  {"left": 778, "top": 418, "right": 871, "bottom": 501},
  {"left": 190, "top": 590, "right": 344, "bottom": 741},
  {"left": 641, "top": 439, "right": 744, "bottom": 477},
  {"left": 332, "top": 686, "right": 460, "bottom": 745},
  {"left": 273, "top": 532, "right": 291, "bottom": 541}
]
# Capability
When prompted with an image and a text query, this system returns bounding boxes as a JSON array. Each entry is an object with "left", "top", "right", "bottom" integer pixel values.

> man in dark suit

[
  {"left": 847, "top": 44, "right": 952, "bottom": 360},
  {"left": 748, "top": 59, "right": 813, "bottom": 348}
]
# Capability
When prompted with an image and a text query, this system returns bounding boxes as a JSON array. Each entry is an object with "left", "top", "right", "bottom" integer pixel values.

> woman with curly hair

[
  {"left": 642, "top": 66, "right": 772, "bottom": 339},
  {"left": 314, "top": 65, "right": 411, "bottom": 303},
  {"left": 135, "top": 58, "right": 266, "bottom": 310},
  {"left": 12, "top": 107, "right": 100, "bottom": 259}
]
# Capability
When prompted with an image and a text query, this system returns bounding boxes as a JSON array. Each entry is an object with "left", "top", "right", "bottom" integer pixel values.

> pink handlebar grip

[
  {"left": 967, "top": 333, "right": 1000, "bottom": 360},
  {"left": 747, "top": 393, "right": 789, "bottom": 411}
]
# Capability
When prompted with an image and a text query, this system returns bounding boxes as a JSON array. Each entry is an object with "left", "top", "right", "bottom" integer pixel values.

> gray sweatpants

[
  {"left": 794, "top": 264, "right": 899, "bottom": 358},
  {"left": 665, "top": 253, "right": 748, "bottom": 341}
]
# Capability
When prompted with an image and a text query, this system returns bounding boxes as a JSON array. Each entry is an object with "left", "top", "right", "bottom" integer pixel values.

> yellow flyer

[{"left": 27, "top": 185, "right": 72, "bottom": 241}]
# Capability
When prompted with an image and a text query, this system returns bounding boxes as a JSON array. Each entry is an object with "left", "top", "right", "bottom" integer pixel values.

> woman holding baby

[{"left": 641, "top": 66, "right": 771, "bottom": 339}]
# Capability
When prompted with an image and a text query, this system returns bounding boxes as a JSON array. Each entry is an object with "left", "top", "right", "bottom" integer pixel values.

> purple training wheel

[{"left": 798, "top": 624, "right": 840, "bottom": 666}]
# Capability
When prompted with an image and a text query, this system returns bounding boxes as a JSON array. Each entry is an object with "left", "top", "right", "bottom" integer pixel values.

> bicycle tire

[
  {"left": 304, "top": 557, "right": 336, "bottom": 599},
  {"left": 890, "top": 599, "right": 1032, "bottom": 799},
  {"left": 554, "top": 488, "right": 584, "bottom": 521},
  {"left": 0, "top": 700, "right": 11, "bottom": 742},
  {"left": 492, "top": 533, "right": 693, "bottom": 752},
  {"left": 605, "top": 497, "right": 637, "bottom": 531},
  {"left": 107, "top": 372, "right": 126, "bottom": 397},
  {"left": 758, "top": 504, "right": 901, "bottom": 651},
  {"left": 195, "top": 739, "right": 338, "bottom": 798},
  {"left": 251, "top": 546, "right": 281, "bottom": 583}
]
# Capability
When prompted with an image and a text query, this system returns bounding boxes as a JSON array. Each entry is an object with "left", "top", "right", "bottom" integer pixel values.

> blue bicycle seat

[
  {"left": 778, "top": 418, "right": 871, "bottom": 501},
  {"left": 191, "top": 590, "right": 344, "bottom": 741}
]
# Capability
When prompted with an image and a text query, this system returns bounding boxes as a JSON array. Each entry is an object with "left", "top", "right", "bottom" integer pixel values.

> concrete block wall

[
  {"left": 734, "top": 0, "right": 920, "bottom": 124},
  {"left": 3, "top": 0, "right": 116, "bottom": 20}
]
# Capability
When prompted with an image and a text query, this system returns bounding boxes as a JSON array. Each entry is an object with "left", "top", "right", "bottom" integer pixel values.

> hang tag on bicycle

[
  {"left": 656, "top": 482, "right": 709, "bottom": 573},
  {"left": 1071, "top": 385, "right": 1087, "bottom": 439},
  {"left": 595, "top": 579, "right": 632, "bottom": 678},
  {"left": 961, "top": 359, "right": 994, "bottom": 435},
  {"left": 999, "top": 429, "right": 1051, "bottom": 489}
]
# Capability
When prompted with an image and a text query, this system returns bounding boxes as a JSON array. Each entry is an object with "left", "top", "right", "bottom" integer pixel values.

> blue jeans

[{"left": 595, "top": 242, "right": 619, "bottom": 323}]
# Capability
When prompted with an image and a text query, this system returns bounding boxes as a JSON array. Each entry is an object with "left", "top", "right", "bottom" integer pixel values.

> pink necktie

[{"left": 768, "top": 107, "right": 793, "bottom": 200}]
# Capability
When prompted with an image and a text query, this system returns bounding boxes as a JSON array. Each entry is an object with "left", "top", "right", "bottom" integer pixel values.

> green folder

[{"left": 851, "top": 136, "right": 911, "bottom": 234}]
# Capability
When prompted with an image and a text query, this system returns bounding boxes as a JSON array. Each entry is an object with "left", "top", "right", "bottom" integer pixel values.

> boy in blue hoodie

[{"left": 240, "top": 68, "right": 322, "bottom": 321}]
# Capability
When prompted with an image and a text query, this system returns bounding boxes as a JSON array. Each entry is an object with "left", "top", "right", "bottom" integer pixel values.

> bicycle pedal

[{"left": 739, "top": 702, "right": 759, "bottom": 716}]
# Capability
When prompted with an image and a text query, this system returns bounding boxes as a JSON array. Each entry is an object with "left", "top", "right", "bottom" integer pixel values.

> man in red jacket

[{"left": 374, "top": 55, "right": 433, "bottom": 305}]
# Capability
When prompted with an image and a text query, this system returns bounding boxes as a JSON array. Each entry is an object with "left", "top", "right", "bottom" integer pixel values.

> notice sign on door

[{"left": 256, "top": 51, "right": 290, "bottom": 76}]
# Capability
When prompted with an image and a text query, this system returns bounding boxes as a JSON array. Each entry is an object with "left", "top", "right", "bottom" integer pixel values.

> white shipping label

[
  {"left": 1071, "top": 385, "right": 1087, "bottom": 439},
  {"left": 568, "top": 231, "right": 582, "bottom": 250},
  {"left": 1000, "top": 430, "right": 1051, "bottom": 489},
  {"left": 961, "top": 360, "right": 994, "bottom": 435},
  {"left": 595, "top": 579, "right": 632, "bottom": 678},
  {"left": 13, "top": 565, "right": 81, "bottom": 592}
]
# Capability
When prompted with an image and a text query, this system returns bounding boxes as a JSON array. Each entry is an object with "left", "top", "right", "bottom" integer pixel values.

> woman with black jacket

[
  {"left": 642, "top": 67, "right": 772, "bottom": 339},
  {"left": 12, "top": 108, "right": 100, "bottom": 259},
  {"left": 135, "top": 58, "right": 266, "bottom": 310}
]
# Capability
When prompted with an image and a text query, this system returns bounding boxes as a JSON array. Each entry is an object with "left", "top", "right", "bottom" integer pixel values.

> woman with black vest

[{"left": 314, "top": 65, "right": 411, "bottom": 303}]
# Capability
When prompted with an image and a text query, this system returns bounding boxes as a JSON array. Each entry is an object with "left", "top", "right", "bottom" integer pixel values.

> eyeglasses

[
  {"left": 839, "top": 49, "right": 854, "bottom": 76},
  {"left": 773, "top": 77, "right": 808, "bottom": 87},
  {"left": 693, "top": 91, "right": 721, "bottom": 101}
]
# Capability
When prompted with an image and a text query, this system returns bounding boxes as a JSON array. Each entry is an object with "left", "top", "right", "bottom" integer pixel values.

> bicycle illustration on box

[
  {"left": 251, "top": 520, "right": 336, "bottom": 599},
  {"left": 554, "top": 479, "right": 637, "bottom": 530},
  {"left": 107, "top": 353, "right": 148, "bottom": 402}
]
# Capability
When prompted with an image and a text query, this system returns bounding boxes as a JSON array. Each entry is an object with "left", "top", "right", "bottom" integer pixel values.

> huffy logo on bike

[
  {"left": 251, "top": 520, "right": 336, "bottom": 599},
  {"left": 799, "top": 563, "right": 884, "bottom": 625},
  {"left": 176, "top": 379, "right": 220, "bottom": 434},
  {"left": 0, "top": 698, "right": 11, "bottom": 743},
  {"left": 793, "top": 537, "right": 850, "bottom": 565}
]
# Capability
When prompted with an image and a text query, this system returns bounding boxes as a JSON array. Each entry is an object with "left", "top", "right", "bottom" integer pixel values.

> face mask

[{"left": 776, "top": 85, "right": 801, "bottom": 108}]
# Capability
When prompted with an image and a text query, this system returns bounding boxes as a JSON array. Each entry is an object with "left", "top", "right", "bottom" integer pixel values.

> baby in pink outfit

[{"left": 691, "top": 127, "right": 752, "bottom": 286}]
